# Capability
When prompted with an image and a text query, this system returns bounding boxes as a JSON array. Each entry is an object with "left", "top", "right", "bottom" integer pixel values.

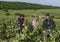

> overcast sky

[{"left": 0, "top": 0, "right": 60, "bottom": 6}]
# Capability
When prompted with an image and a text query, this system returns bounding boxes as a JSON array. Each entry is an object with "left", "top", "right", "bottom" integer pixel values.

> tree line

[{"left": 0, "top": 1, "right": 60, "bottom": 10}]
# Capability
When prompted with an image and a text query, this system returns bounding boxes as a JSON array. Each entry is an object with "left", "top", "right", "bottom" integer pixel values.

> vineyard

[{"left": 0, "top": 9, "right": 60, "bottom": 42}]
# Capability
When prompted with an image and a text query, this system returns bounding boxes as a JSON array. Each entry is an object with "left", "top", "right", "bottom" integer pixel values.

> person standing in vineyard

[
  {"left": 31, "top": 16, "right": 39, "bottom": 30},
  {"left": 17, "top": 15, "right": 24, "bottom": 33},
  {"left": 43, "top": 13, "right": 56, "bottom": 40}
]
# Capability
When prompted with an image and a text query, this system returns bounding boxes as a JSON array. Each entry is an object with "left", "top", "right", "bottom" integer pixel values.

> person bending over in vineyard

[
  {"left": 43, "top": 13, "right": 56, "bottom": 40},
  {"left": 31, "top": 16, "right": 39, "bottom": 31},
  {"left": 17, "top": 15, "right": 24, "bottom": 33}
]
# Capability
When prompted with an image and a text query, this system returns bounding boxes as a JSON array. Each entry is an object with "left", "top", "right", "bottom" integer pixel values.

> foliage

[
  {"left": 51, "top": 15, "right": 55, "bottom": 18},
  {"left": 5, "top": 13, "right": 10, "bottom": 16},
  {"left": 3, "top": 9, "right": 8, "bottom": 12},
  {"left": 0, "top": 1, "right": 60, "bottom": 10},
  {"left": 0, "top": 9, "right": 60, "bottom": 42}
]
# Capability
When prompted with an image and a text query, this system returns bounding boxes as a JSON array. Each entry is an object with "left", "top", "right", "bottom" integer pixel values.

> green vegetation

[
  {"left": 0, "top": 9, "right": 60, "bottom": 42},
  {"left": 0, "top": 1, "right": 60, "bottom": 42},
  {"left": 0, "top": 1, "right": 60, "bottom": 10}
]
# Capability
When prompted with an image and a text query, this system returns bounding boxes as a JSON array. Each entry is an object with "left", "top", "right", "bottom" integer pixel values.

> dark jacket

[{"left": 43, "top": 19, "right": 56, "bottom": 30}]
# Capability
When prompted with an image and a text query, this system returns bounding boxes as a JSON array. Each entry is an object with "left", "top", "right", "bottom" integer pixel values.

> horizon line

[{"left": 0, "top": 1, "right": 60, "bottom": 7}]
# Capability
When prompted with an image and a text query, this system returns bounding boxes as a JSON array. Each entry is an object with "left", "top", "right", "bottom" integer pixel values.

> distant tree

[
  {"left": 3, "top": 9, "right": 8, "bottom": 12},
  {"left": 15, "top": 13, "right": 22, "bottom": 16},
  {"left": 5, "top": 13, "right": 10, "bottom": 16},
  {"left": 0, "top": 1, "right": 60, "bottom": 10},
  {"left": 51, "top": 15, "right": 55, "bottom": 18},
  {"left": 15, "top": 13, "right": 25, "bottom": 17}
]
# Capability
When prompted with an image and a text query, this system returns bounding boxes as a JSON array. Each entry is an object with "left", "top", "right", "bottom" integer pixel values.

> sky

[{"left": 0, "top": 0, "right": 60, "bottom": 6}]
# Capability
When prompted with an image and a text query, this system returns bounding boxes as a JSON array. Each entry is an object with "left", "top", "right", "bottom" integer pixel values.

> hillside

[{"left": 0, "top": 1, "right": 60, "bottom": 10}]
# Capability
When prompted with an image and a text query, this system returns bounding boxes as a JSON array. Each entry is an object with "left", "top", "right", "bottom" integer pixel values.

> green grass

[{"left": 0, "top": 9, "right": 60, "bottom": 16}]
